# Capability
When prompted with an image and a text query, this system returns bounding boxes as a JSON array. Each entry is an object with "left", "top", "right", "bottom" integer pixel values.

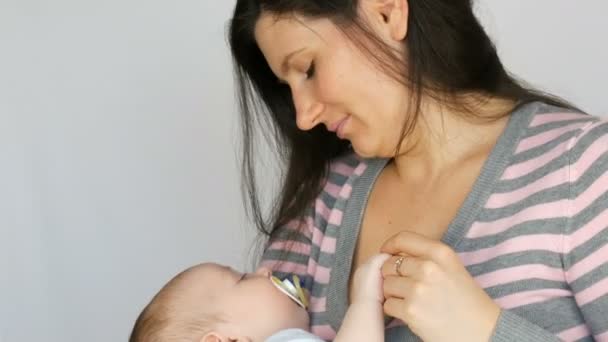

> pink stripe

[
  {"left": 261, "top": 260, "right": 308, "bottom": 276},
  {"left": 315, "top": 198, "right": 331, "bottom": 222},
  {"left": 319, "top": 234, "right": 337, "bottom": 254},
  {"left": 556, "top": 324, "right": 591, "bottom": 341},
  {"left": 309, "top": 295, "right": 327, "bottom": 313},
  {"left": 354, "top": 162, "right": 367, "bottom": 176},
  {"left": 311, "top": 324, "right": 335, "bottom": 341},
  {"left": 494, "top": 289, "right": 571, "bottom": 309},
  {"left": 530, "top": 112, "right": 588, "bottom": 127},
  {"left": 315, "top": 198, "right": 344, "bottom": 226},
  {"left": 486, "top": 166, "right": 567, "bottom": 209},
  {"left": 284, "top": 219, "right": 312, "bottom": 240},
  {"left": 330, "top": 162, "right": 355, "bottom": 177},
  {"left": 567, "top": 207, "right": 608, "bottom": 253},
  {"left": 474, "top": 264, "right": 565, "bottom": 288},
  {"left": 567, "top": 243, "right": 608, "bottom": 281},
  {"left": 459, "top": 234, "right": 562, "bottom": 266},
  {"left": 467, "top": 200, "right": 568, "bottom": 238},
  {"left": 340, "top": 183, "right": 353, "bottom": 199},
  {"left": 596, "top": 330, "right": 608, "bottom": 342},
  {"left": 306, "top": 208, "right": 335, "bottom": 253},
  {"left": 571, "top": 132, "right": 608, "bottom": 174},
  {"left": 324, "top": 181, "right": 342, "bottom": 198},
  {"left": 328, "top": 208, "right": 343, "bottom": 226},
  {"left": 490, "top": 137, "right": 608, "bottom": 210},
  {"left": 502, "top": 139, "right": 570, "bottom": 180},
  {"left": 267, "top": 240, "right": 311, "bottom": 256},
  {"left": 308, "top": 217, "right": 336, "bottom": 254},
  {"left": 467, "top": 172, "right": 608, "bottom": 239},
  {"left": 308, "top": 216, "right": 321, "bottom": 246},
  {"left": 516, "top": 122, "right": 585, "bottom": 154},
  {"left": 576, "top": 276, "right": 608, "bottom": 306},
  {"left": 308, "top": 258, "right": 331, "bottom": 284}
]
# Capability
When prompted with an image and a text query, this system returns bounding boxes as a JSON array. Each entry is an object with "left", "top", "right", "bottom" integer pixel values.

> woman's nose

[{"left": 292, "top": 88, "right": 324, "bottom": 131}]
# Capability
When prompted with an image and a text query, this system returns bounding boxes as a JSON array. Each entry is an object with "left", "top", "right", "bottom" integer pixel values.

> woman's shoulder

[
  {"left": 530, "top": 102, "right": 599, "bottom": 126},
  {"left": 531, "top": 102, "right": 608, "bottom": 145},
  {"left": 515, "top": 102, "right": 605, "bottom": 156}
]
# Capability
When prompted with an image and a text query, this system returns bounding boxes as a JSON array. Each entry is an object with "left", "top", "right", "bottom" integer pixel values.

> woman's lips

[
  {"left": 336, "top": 115, "right": 350, "bottom": 139},
  {"left": 329, "top": 115, "right": 350, "bottom": 139}
]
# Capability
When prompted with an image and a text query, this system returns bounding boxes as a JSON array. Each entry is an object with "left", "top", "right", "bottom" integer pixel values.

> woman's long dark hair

[{"left": 228, "top": 0, "right": 575, "bottom": 242}]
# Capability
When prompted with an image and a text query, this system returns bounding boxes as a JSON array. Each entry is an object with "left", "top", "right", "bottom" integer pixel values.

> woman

[{"left": 229, "top": 0, "right": 608, "bottom": 341}]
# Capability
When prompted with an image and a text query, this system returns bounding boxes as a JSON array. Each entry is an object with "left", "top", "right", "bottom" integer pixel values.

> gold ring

[{"left": 395, "top": 256, "right": 406, "bottom": 277}]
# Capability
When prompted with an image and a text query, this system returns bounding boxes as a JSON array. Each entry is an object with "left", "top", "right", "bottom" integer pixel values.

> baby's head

[{"left": 130, "top": 263, "right": 309, "bottom": 342}]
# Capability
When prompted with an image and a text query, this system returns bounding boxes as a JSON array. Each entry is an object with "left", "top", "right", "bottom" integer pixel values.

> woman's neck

[{"left": 390, "top": 96, "right": 516, "bottom": 184}]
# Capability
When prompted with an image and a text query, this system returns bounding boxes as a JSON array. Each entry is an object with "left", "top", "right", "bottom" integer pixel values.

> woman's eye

[{"left": 305, "top": 61, "right": 315, "bottom": 79}]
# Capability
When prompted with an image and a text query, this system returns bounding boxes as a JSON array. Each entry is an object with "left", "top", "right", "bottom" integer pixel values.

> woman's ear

[{"left": 361, "top": 0, "right": 409, "bottom": 41}]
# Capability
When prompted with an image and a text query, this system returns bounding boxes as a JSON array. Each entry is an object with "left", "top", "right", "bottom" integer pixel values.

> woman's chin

[{"left": 351, "top": 141, "right": 380, "bottom": 159}]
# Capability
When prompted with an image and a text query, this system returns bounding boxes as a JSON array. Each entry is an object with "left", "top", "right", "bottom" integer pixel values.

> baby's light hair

[{"left": 129, "top": 265, "right": 225, "bottom": 342}]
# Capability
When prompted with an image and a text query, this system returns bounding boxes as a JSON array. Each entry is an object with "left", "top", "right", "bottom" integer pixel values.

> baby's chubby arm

[{"left": 334, "top": 253, "right": 391, "bottom": 342}]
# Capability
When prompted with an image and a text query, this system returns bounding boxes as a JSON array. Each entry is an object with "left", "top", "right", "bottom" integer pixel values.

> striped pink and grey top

[{"left": 260, "top": 102, "right": 608, "bottom": 342}]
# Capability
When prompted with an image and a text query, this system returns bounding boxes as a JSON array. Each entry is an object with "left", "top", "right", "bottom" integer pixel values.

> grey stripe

[
  {"left": 317, "top": 190, "right": 339, "bottom": 214},
  {"left": 272, "top": 230, "right": 311, "bottom": 244},
  {"left": 326, "top": 172, "right": 348, "bottom": 187},
  {"left": 263, "top": 249, "right": 309, "bottom": 264},
  {"left": 569, "top": 261, "right": 608, "bottom": 293},
  {"left": 466, "top": 250, "right": 564, "bottom": 276},
  {"left": 485, "top": 279, "right": 568, "bottom": 298},
  {"left": 494, "top": 155, "right": 570, "bottom": 194},
  {"left": 568, "top": 192, "right": 608, "bottom": 235},
  {"left": 510, "top": 128, "right": 579, "bottom": 165},
  {"left": 579, "top": 294, "right": 608, "bottom": 336},
  {"left": 459, "top": 218, "right": 567, "bottom": 252},
  {"left": 509, "top": 296, "right": 587, "bottom": 333},
  {"left": 520, "top": 117, "right": 592, "bottom": 140},
  {"left": 480, "top": 182, "right": 570, "bottom": 220},
  {"left": 568, "top": 121, "right": 608, "bottom": 162},
  {"left": 569, "top": 159, "right": 608, "bottom": 203}
]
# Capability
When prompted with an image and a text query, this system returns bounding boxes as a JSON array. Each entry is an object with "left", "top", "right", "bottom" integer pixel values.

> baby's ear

[
  {"left": 200, "top": 332, "right": 252, "bottom": 342},
  {"left": 200, "top": 332, "right": 229, "bottom": 342}
]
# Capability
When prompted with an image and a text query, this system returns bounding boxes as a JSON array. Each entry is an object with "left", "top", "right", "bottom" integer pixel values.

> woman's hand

[{"left": 380, "top": 231, "right": 501, "bottom": 342}]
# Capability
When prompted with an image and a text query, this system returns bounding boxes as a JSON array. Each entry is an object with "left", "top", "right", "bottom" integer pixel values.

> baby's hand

[{"left": 351, "top": 253, "right": 391, "bottom": 304}]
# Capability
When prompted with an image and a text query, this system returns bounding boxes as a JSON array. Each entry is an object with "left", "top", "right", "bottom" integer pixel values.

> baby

[{"left": 129, "top": 253, "right": 390, "bottom": 342}]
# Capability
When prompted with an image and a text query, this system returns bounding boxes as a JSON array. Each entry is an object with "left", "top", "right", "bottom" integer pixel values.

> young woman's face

[{"left": 254, "top": 11, "right": 411, "bottom": 158}]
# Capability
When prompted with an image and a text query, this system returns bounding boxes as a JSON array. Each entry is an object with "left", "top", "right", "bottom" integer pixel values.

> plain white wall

[
  {"left": 477, "top": 1, "right": 608, "bottom": 114},
  {"left": 1, "top": 1, "right": 251, "bottom": 341},
  {"left": 0, "top": 1, "right": 606, "bottom": 341}
]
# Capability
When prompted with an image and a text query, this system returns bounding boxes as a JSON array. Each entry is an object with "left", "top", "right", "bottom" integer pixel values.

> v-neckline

[{"left": 325, "top": 102, "right": 540, "bottom": 337}]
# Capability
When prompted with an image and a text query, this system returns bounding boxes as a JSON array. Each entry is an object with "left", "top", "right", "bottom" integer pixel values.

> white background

[{"left": 1, "top": 1, "right": 606, "bottom": 341}]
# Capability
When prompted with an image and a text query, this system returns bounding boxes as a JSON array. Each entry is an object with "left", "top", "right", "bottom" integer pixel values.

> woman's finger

[
  {"left": 383, "top": 275, "right": 415, "bottom": 299},
  {"left": 382, "top": 255, "right": 441, "bottom": 281},
  {"left": 383, "top": 297, "right": 413, "bottom": 323},
  {"left": 380, "top": 230, "right": 456, "bottom": 267}
]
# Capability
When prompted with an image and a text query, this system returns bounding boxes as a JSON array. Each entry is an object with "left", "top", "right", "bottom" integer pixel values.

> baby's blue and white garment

[{"left": 265, "top": 328, "right": 325, "bottom": 342}]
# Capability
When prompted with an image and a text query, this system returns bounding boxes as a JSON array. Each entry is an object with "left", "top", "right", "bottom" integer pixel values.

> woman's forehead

[
  {"left": 255, "top": 14, "right": 325, "bottom": 49},
  {"left": 254, "top": 14, "right": 330, "bottom": 67}
]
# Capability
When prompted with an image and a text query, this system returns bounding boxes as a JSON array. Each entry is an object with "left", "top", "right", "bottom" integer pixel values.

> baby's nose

[{"left": 254, "top": 266, "right": 272, "bottom": 277}]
